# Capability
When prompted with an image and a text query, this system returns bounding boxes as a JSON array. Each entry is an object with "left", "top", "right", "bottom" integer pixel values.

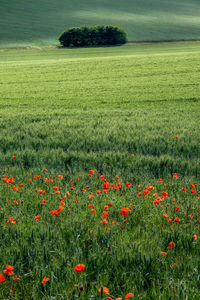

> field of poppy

[{"left": 0, "top": 42, "right": 200, "bottom": 299}]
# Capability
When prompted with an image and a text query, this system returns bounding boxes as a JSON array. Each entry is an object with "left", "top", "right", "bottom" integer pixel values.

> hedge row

[{"left": 59, "top": 25, "right": 127, "bottom": 47}]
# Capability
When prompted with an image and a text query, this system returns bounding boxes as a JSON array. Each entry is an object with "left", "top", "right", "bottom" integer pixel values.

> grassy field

[
  {"left": 0, "top": 0, "right": 200, "bottom": 48},
  {"left": 0, "top": 43, "right": 200, "bottom": 299}
]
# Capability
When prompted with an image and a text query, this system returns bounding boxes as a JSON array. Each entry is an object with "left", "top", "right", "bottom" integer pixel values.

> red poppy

[
  {"left": 174, "top": 217, "right": 180, "bottom": 222},
  {"left": 41, "top": 276, "right": 50, "bottom": 284},
  {"left": 34, "top": 215, "right": 40, "bottom": 221},
  {"left": 125, "top": 293, "right": 134, "bottom": 299},
  {"left": 191, "top": 189, "right": 196, "bottom": 194},
  {"left": 3, "top": 265, "right": 14, "bottom": 275},
  {"left": 98, "top": 287, "right": 109, "bottom": 295},
  {"left": 13, "top": 275, "right": 21, "bottom": 281},
  {"left": 12, "top": 156, "right": 16, "bottom": 159},
  {"left": 120, "top": 208, "right": 131, "bottom": 216},
  {"left": 74, "top": 264, "right": 85, "bottom": 273},
  {"left": 168, "top": 241, "right": 176, "bottom": 250},
  {"left": 0, "top": 274, "right": 5, "bottom": 282}
]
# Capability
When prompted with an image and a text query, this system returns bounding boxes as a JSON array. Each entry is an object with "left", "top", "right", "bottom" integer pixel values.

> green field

[
  {"left": 0, "top": 0, "right": 200, "bottom": 48},
  {"left": 0, "top": 43, "right": 200, "bottom": 299}
]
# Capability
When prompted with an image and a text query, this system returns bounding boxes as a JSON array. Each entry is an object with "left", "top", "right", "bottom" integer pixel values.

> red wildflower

[
  {"left": 0, "top": 274, "right": 5, "bottom": 282},
  {"left": 193, "top": 235, "right": 197, "bottom": 240},
  {"left": 34, "top": 215, "right": 40, "bottom": 221},
  {"left": 191, "top": 189, "right": 196, "bottom": 194},
  {"left": 98, "top": 287, "right": 109, "bottom": 295},
  {"left": 120, "top": 208, "right": 131, "bottom": 216},
  {"left": 41, "top": 276, "right": 50, "bottom": 284},
  {"left": 174, "top": 217, "right": 180, "bottom": 222},
  {"left": 88, "top": 204, "right": 94, "bottom": 208},
  {"left": 12, "top": 156, "right": 16, "bottom": 159},
  {"left": 162, "top": 191, "right": 168, "bottom": 197},
  {"left": 13, "top": 275, "right": 21, "bottom": 281},
  {"left": 53, "top": 186, "right": 59, "bottom": 191},
  {"left": 125, "top": 293, "right": 134, "bottom": 299},
  {"left": 168, "top": 241, "right": 176, "bottom": 250},
  {"left": 3, "top": 265, "right": 14, "bottom": 275},
  {"left": 74, "top": 264, "right": 85, "bottom": 273},
  {"left": 50, "top": 210, "right": 59, "bottom": 216}
]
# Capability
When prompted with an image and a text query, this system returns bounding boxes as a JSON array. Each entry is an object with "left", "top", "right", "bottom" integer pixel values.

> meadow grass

[
  {"left": 0, "top": 43, "right": 200, "bottom": 299},
  {"left": 0, "top": 0, "right": 200, "bottom": 47}
]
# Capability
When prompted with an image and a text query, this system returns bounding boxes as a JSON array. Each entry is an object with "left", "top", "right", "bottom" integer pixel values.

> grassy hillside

[
  {"left": 0, "top": 42, "right": 200, "bottom": 178},
  {"left": 0, "top": 43, "right": 200, "bottom": 298},
  {"left": 0, "top": 0, "right": 200, "bottom": 47}
]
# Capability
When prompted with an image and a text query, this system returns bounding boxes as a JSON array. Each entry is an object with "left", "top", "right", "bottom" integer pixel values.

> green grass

[
  {"left": 0, "top": 42, "right": 200, "bottom": 179},
  {"left": 0, "top": 43, "right": 200, "bottom": 299},
  {"left": 0, "top": 0, "right": 200, "bottom": 48}
]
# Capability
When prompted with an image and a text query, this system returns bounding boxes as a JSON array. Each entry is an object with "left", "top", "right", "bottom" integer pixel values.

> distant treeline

[{"left": 59, "top": 25, "right": 127, "bottom": 47}]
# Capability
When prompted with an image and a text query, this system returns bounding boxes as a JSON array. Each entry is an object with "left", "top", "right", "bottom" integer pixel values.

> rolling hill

[{"left": 0, "top": 0, "right": 200, "bottom": 47}]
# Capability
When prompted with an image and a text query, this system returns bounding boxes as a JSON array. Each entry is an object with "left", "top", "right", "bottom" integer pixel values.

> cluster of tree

[{"left": 59, "top": 25, "right": 127, "bottom": 47}]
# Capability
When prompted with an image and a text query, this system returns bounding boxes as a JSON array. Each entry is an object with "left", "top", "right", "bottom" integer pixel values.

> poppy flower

[
  {"left": 191, "top": 189, "right": 196, "bottom": 194},
  {"left": 74, "top": 264, "right": 85, "bottom": 273},
  {"left": 41, "top": 276, "right": 50, "bottom": 284},
  {"left": 168, "top": 242, "right": 176, "bottom": 250},
  {"left": 53, "top": 186, "right": 59, "bottom": 191},
  {"left": 98, "top": 287, "right": 109, "bottom": 295},
  {"left": 0, "top": 274, "right": 5, "bottom": 282},
  {"left": 162, "top": 191, "right": 168, "bottom": 197},
  {"left": 126, "top": 181, "right": 132, "bottom": 188},
  {"left": 174, "top": 217, "right": 180, "bottom": 222},
  {"left": 125, "top": 293, "right": 134, "bottom": 299},
  {"left": 193, "top": 235, "right": 197, "bottom": 240},
  {"left": 160, "top": 251, "right": 167, "bottom": 256},
  {"left": 12, "top": 156, "right": 16, "bottom": 159},
  {"left": 50, "top": 210, "right": 59, "bottom": 216},
  {"left": 120, "top": 208, "right": 131, "bottom": 216},
  {"left": 3, "top": 265, "right": 14, "bottom": 275},
  {"left": 34, "top": 215, "right": 40, "bottom": 221},
  {"left": 173, "top": 173, "right": 178, "bottom": 179},
  {"left": 13, "top": 275, "right": 21, "bottom": 281},
  {"left": 170, "top": 263, "right": 178, "bottom": 269}
]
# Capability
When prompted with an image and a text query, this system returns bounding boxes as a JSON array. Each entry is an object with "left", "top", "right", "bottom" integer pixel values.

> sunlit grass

[{"left": 0, "top": 43, "right": 200, "bottom": 299}]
